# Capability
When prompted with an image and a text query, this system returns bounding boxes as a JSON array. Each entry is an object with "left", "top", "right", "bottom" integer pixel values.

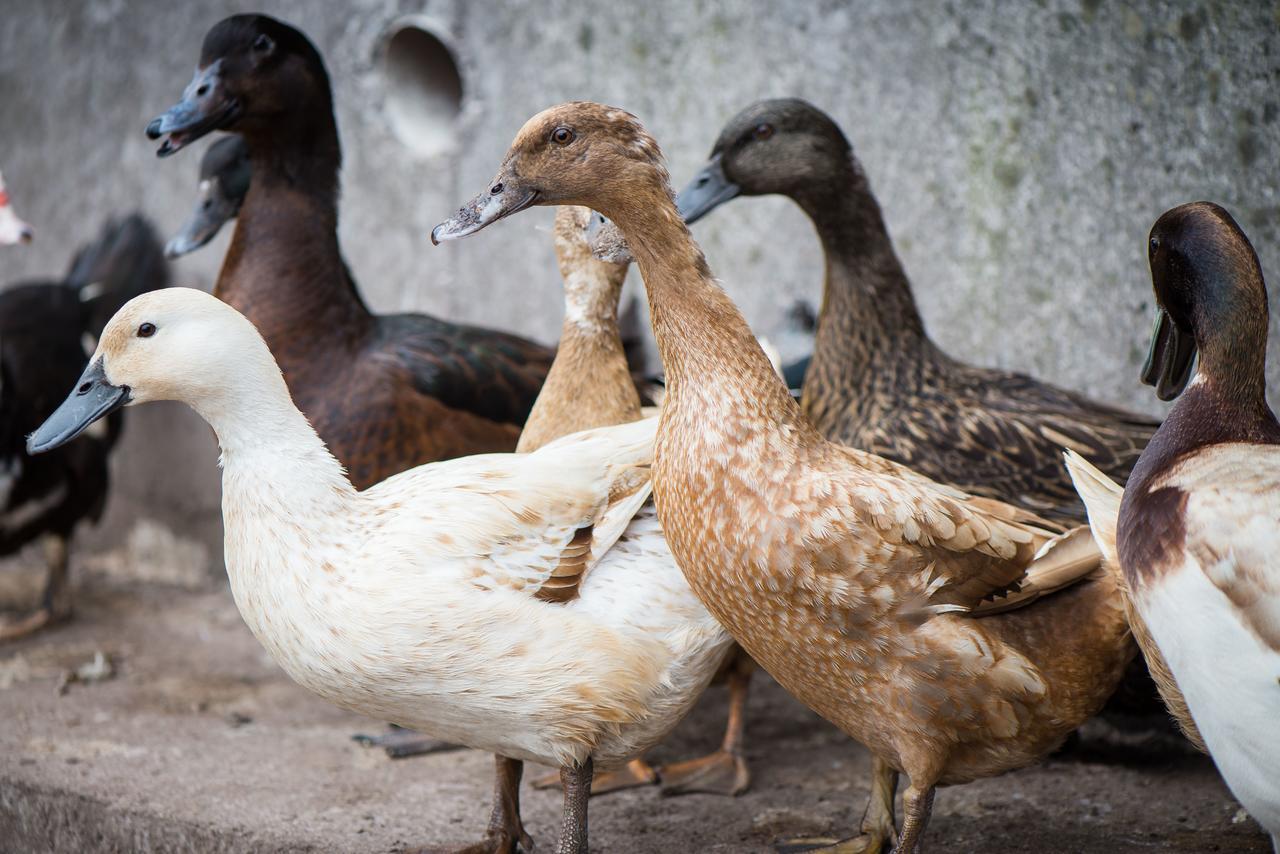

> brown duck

[
  {"left": 524, "top": 206, "right": 753, "bottom": 799},
  {"left": 146, "top": 14, "right": 554, "bottom": 490},
  {"left": 678, "top": 98, "right": 1157, "bottom": 525},
  {"left": 432, "top": 101, "right": 1135, "bottom": 854}
]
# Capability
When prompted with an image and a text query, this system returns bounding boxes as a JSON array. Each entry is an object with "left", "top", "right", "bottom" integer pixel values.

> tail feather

[
  {"left": 970, "top": 525, "right": 1102, "bottom": 616},
  {"left": 1062, "top": 449, "right": 1122, "bottom": 565}
]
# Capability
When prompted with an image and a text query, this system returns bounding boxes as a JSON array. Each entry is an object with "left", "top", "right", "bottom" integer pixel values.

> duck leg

[
  {"left": 775, "top": 756, "right": 898, "bottom": 854},
  {"left": 416, "top": 755, "right": 533, "bottom": 854},
  {"left": 531, "top": 757, "right": 657, "bottom": 796},
  {"left": 555, "top": 757, "right": 593, "bottom": 854},
  {"left": 0, "top": 533, "right": 71, "bottom": 643},
  {"left": 894, "top": 783, "right": 935, "bottom": 854},
  {"left": 351, "top": 723, "right": 461, "bottom": 758},
  {"left": 656, "top": 649, "right": 753, "bottom": 797}
]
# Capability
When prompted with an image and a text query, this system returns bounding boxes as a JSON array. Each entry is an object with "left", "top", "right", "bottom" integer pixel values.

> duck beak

[
  {"left": 166, "top": 179, "right": 236, "bottom": 258},
  {"left": 1140, "top": 308, "right": 1197, "bottom": 401},
  {"left": 27, "top": 359, "right": 130, "bottom": 454},
  {"left": 431, "top": 175, "right": 540, "bottom": 245},
  {"left": 676, "top": 153, "right": 740, "bottom": 225},
  {"left": 146, "top": 61, "right": 242, "bottom": 158}
]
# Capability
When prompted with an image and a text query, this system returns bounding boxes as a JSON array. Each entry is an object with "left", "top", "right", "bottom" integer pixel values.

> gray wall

[{"left": 2, "top": 0, "right": 1278, "bottom": 568}]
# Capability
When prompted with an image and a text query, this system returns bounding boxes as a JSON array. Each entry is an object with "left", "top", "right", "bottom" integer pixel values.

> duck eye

[
  {"left": 754, "top": 123, "right": 774, "bottom": 140},
  {"left": 137, "top": 322, "right": 156, "bottom": 338},
  {"left": 1149, "top": 236, "right": 1161, "bottom": 256},
  {"left": 253, "top": 34, "right": 275, "bottom": 54},
  {"left": 551, "top": 127, "right": 576, "bottom": 145}
]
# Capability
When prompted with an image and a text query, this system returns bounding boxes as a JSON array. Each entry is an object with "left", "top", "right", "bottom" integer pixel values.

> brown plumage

[
  {"left": 148, "top": 15, "right": 553, "bottom": 489},
  {"left": 523, "top": 206, "right": 754, "bottom": 800},
  {"left": 678, "top": 99, "right": 1157, "bottom": 524},
  {"left": 517, "top": 206, "right": 639, "bottom": 454},
  {"left": 446, "top": 101, "right": 1135, "bottom": 853}
]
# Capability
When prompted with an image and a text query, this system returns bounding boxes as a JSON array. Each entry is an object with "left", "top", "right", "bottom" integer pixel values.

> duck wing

[
  {"left": 372, "top": 417, "right": 657, "bottom": 604},
  {"left": 855, "top": 357, "right": 1158, "bottom": 523},
  {"left": 1166, "top": 444, "right": 1280, "bottom": 650},
  {"left": 799, "top": 443, "right": 1096, "bottom": 622},
  {"left": 375, "top": 313, "right": 556, "bottom": 428}
]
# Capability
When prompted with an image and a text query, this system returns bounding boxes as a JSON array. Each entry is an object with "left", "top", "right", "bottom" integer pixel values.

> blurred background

[{"left": 2, "top": 0, "right": 1277, "bottom": 574}]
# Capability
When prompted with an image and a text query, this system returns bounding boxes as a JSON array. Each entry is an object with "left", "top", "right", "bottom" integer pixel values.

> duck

[
  {"left": 145, "top": 14, "right": 555, "bottom": 490},
  {"left": 0, "top": 214, "right": 168, "bottom": 640},
  {"left": 29, "top": 286, "right": 735, "bottom": 854},
  {"left": 1066, "top": 202, "right": 1279, "bottom": 848},
  {"left": 0, "top": 170, "right": 34, "bottom": 245},
  {"left": 165, "top": 134, "right": 250, "bottom": 258},
  {"left": 518, "top": 205, "right": 753, "bottom": 799},
  {"left": 431, "top": 101, "right": 1136, "bottom": 854},
  {"left": 676, "top": 98, "right": 1158, "bottom": 525}
]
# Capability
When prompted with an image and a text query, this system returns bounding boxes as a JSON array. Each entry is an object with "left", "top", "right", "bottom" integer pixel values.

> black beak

[
  {"left": 146, "top": 61, "right": 242, "bottom": 158},
  {"left": 431, "top": 176, "right": 540, "bottom": 245},
  {"left": 27, "top": 359, "right": 130, "bottom": 454},
  {"left": 1140, "top": 308, "right": 1197, "bottom": 401},
  {"left": 676, "top": 153, "right": 741, "bottom": 225},
  {"left": 166, "top": 178, "right": 237, "bottom": 258}
]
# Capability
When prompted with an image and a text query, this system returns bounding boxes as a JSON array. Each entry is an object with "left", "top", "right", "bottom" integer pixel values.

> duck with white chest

[
  {"left": 28, "top": 286, "right": 733, "bottom": 854},
  {"left": 1069, "top": 202, "right": 1280, "bottom": 850}
]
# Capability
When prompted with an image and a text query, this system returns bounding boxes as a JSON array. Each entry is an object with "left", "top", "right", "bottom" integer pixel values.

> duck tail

[{"left": 1062, "top": 450, "right": 1122, "bottom": 567}]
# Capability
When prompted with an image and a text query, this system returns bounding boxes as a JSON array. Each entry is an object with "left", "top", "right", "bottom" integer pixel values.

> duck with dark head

[
  {"left": 1069, "top": 202, "right": 1279, "bottom": 849},
  {"left": 165, "top": 134, "right": 250, "bottom": 259},
  {"left": 677, "top": 98, "right": 1160, "bottom": 526},
  {"left": 146, "top": 14, "right": 555, "bottom": 490},
  {"left": 434, "top": 101, "right": 1137, "bottom": 854}
]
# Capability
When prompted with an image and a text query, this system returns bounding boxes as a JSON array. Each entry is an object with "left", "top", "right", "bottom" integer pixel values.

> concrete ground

[{"left": 0, "top": 564, "right": 1272, "bottom": 853}]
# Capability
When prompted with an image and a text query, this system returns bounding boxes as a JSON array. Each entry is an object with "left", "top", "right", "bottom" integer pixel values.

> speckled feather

[{"left": 488, "top": 103, "right": 1135, "bottom": 798}]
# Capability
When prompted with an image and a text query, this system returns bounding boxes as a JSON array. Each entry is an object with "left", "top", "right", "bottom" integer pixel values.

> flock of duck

[{"left": 3, "top": 12, "right": 1276, "bottom": 854}]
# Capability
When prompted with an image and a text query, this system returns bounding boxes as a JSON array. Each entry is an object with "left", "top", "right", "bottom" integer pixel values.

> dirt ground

[{"left": 0, "top": 564, "right": 1272, "bottom": 854}]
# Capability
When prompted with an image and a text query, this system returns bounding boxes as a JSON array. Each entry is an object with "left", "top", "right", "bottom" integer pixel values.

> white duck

[
  {"left": 0, "top": 170, "right": 33, "bottom": 245},
  {"left": 1067, "top": 202, "right": 1280, "bottom": 850},
  {"left": 28, "top": 286, "right": 734, "bottom": 854}
]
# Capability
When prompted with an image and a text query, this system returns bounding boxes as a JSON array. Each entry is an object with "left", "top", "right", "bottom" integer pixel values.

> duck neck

[
  {"left": 1127, "top": 324, "right": 1279, "bottom": 497},
  {"left": 518, "top": 276, "right": 640, "bottom": 452},
  {"left": 603, "top": 176, "right": 805, "bottom": 434},
  {"left": 792, "top": 160, "right": 935, "bottom": 396},
  {"left": 218, "top": 105, "right": 372, "bottom": 339}
]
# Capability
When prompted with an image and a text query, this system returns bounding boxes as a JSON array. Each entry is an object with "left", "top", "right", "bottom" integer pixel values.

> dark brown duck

[
  {"left": 678, "top": 98, "right": 1158, "bottom": 524},
  {"left": 147, "top": 15, "right": 554, "bottom": 489}
]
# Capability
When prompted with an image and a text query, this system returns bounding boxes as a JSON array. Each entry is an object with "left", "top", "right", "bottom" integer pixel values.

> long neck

[
  {"left": 216, "top": 103, "right": 372, "bottom": 338},
  {"left": 793, "top": 160, "right": 935, "bottom": 396},
  {"left": 1126, "top": 327, "right": 1279, "bottom": 498},
  {"left": 517, "top": 271, "right": 640, "bottom": 452},
  {"left": 602, "top": 176, "right": 808, "bottom": 437}
]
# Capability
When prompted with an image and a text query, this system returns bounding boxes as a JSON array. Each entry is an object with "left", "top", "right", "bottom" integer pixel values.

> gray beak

[
  {"left": 676, "top": 153, "right": 741, "bottom": 225},
  {"left": 146, "top": 61, "right": 241, "bottom": 158},
  {"left": 27, "top": 359, "right": 130, "bottom": 454},
  {"left": 431, "top": 178, "right": 540, "bottom": 245},
  {"left": 166, "top": 178, "right": 237, "bottom": 258},
  {"left": 1140, "top": 308, "right": 1197, "bottom": 401}
]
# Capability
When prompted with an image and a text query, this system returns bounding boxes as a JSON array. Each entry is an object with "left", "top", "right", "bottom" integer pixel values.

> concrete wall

[{"left": 2, "top": 0, "right": 1278, "bottom": 569}]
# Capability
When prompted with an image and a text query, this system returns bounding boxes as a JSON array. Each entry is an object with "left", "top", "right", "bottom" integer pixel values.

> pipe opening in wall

[{"left": 381, "top": 20, "right": 463, "bottom": 157}]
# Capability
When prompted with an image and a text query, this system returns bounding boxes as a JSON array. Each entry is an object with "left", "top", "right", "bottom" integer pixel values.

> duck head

[
  {"left": 432, "top": 102, "right": 670, "bottom": 244},
  {"left": 584, "top": 212, "right": 633, "bottom": 265},
  {"left": 1142, "top": 202, "right": 1267, "bottom": 401},
  {"left": 0, "top": 170, "right": 34, "bottom": 245},
  {"left": 68, "top": 214, "right": 171, "bottom": 340},
  {"left": 146, "top": 15, "right": 332, "bottom": 158},
  {"left": 166, "top": 135, "right": 251, "bottom": 257},
  {"left": 27, "top": 288, "right": 272, "bottom": 454},
  {"left": 555, "top": 206, "right": 629, "bottom": 285},
  {"left": 677, "top": 98, "right": 854, "bottom": 223}
]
